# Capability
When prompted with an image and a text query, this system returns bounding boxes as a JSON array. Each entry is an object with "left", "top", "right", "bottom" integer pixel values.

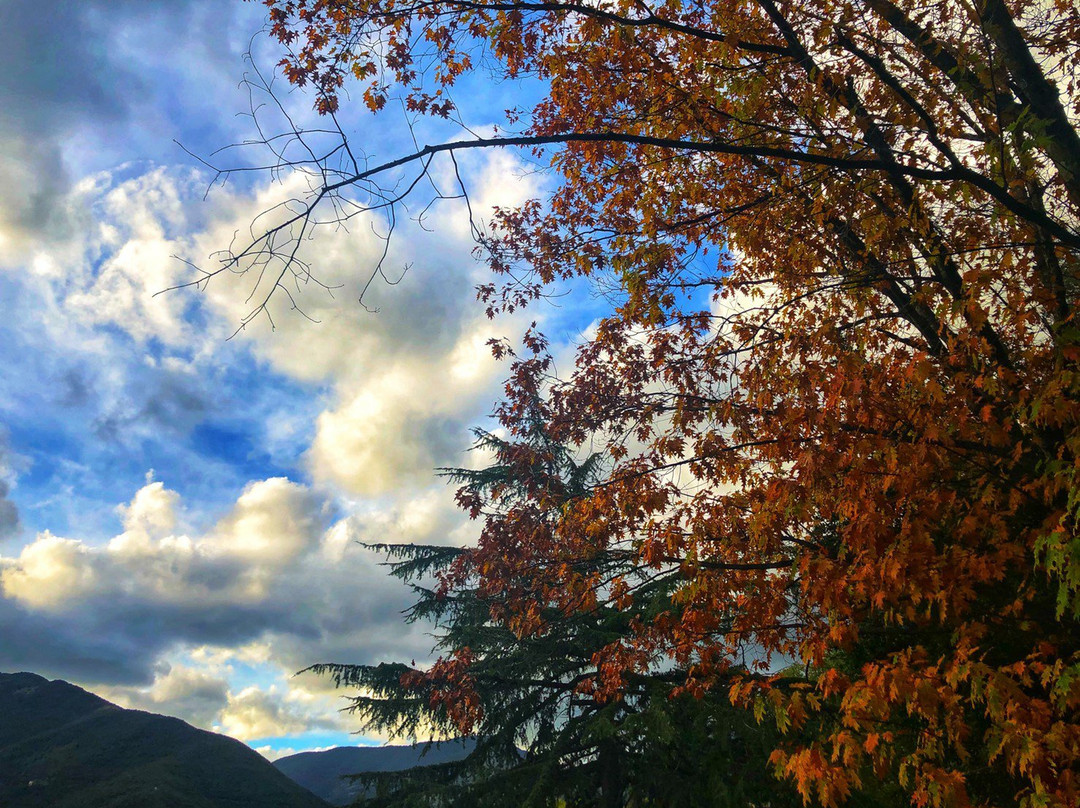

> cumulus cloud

[
  {"left": 308, "top": 368, "right": 471, "bottom": 496},
  {"left": 192, "top": 169, "right": 539, "bottom": 495},
  {"left": 1, "top": 533, "right": 98, "bottom": 609},
  {"left": 117, "top": 479, "right": 181, "bottom": 537},
  {"left": 211, "top": 478, "right": 325, "bottom": 567},
  {"left": 4, "top": 478, "right": 324, "bottom": 610},
  {"left": 219, "top": 684, "right": 350, "bottom": 740},
  {"left": 98, "top": 658, "right": 359, "bottom": 741},
  {"left": 101, "top": 664, "right": 230, "bottom": 729},
  {"left": 0, "top": 478, "right": 453, "bottom": 686},
  {"left": 17, "top": 150, "right": 537, "bottom": 488}
]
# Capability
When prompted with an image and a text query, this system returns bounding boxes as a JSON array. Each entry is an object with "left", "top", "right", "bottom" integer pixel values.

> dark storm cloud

[
  {"left": 0, "top": 545, "right": 296, "bottom": 682},
  {"left": 0, "top": 592, "right": 314, "bottom": 685}
]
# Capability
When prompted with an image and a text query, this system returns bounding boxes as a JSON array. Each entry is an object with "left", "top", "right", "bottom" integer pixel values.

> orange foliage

[{"left": 261, "top": 0, "right": 1080, "bottom": 805}]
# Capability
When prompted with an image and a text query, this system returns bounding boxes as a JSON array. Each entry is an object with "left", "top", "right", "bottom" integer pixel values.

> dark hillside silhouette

[{"left": 0, "top": 672, "right": 329, "bottom": 808}]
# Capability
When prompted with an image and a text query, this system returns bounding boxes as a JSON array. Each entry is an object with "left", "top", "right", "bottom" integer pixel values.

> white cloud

[
  {"left": 0, "top": 532, "right": 98, "bottom": 609},
  {"left": 65, "top": 171, "right": 194, "bottom": 345},
  {"left": 17, "top": 150, "right": 542, "bottom": 499},
  {"left": 0, "top": 147, "right": 551, "bottom": 745},
  {"left": 3, "top": 479, "right": 325, "bottom": 609},
  {"left": 220, "top": 685, "right": 317, "bottom": 740},
  {"left": 101, "top": 664, "right": 230, "bottom": 729},
  {"left": 307, "top": 363, "right": 486, "bottom": 496},
  {"left": 117, "top": 479, "right": 181, "bottom": 538},
  {"left": 0, "top": 476, "right": 459, "bottom": 690},
  {"left": 183, "top": 160, "right": 542, "bottom": 488},
  {"left": 97, "top": 657, "right": 357, "bottom": 741},
  {"left": 210, "top": 478, "right": 325, "bottom": 566}
]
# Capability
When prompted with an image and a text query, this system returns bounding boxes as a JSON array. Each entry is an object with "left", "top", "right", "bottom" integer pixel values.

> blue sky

[{"left": 0, "top": 0, "right": 598, "bottom": 757}]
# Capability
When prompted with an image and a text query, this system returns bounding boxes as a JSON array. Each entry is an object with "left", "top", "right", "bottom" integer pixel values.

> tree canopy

[{"left": 249, "top": 0, "right": 1080, "bottom": 805}]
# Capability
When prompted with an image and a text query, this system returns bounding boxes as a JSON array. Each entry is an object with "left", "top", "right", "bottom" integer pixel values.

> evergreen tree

[{"left": 310, "top": 395, "right": 804, "bottom": 807}]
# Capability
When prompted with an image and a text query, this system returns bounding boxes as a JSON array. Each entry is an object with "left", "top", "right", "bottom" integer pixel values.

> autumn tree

[{"left": 230, "top": 0, "right": 1080, "bottom": 805}]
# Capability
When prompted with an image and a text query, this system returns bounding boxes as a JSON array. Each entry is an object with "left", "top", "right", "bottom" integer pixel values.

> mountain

[
  {"left": 274, "top": 739, "right": 477, "bottom": 806},
  {"left": 0, "top": 671, "right": 329, "bottom": 808}
]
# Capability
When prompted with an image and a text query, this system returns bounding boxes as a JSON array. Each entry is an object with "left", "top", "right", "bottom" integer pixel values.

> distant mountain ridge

[
  {"left": 0, "top": 671, "right": 329, "bottom": 808},
  {"left": 274, "top": 739, "right": 478, "bottom": 805}
]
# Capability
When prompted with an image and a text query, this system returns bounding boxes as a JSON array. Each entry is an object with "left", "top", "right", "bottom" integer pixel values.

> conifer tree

[{"left": 310, "top": 391, "right": 805, "bottom": 807}]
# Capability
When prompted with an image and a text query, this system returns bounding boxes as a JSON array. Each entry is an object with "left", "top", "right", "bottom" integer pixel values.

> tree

[
  {"left": 310, "top": 396, "right": 806, "bottom": 807},
  {"left": 242, "top": 0, "right": 1080, "bottom": 805}
]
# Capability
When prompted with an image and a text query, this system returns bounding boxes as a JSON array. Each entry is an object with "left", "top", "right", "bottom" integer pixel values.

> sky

[{"left": 0, "top": 0, "right": 596, "bottom": 759}]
